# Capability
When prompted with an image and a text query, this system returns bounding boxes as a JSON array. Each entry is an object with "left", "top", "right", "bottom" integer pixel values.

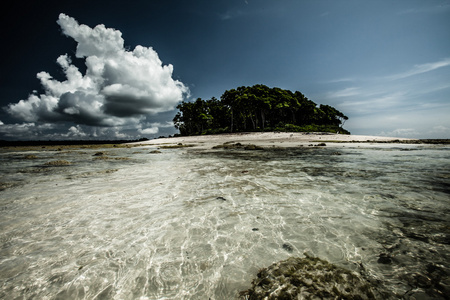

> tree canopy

[{"left": 173, "top": 84, "right": 349, "bottom": 136}]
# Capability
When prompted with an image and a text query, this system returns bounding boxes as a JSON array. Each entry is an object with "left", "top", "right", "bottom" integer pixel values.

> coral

[{"left": 239, "top": 255, "right": 385, "bottom": 299}]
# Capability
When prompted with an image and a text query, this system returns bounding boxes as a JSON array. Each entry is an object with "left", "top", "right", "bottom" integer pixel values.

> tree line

[{"left": 173, "top": 84, "right": 349, "bottom": 136}]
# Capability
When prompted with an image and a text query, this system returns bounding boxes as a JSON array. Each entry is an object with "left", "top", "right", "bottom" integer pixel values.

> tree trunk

[
  {"left": 230, "top": 110, "right": 233, "bottom": 132},
  {"left": 260, "top": 110, "right": 265, "bottom": 129}
]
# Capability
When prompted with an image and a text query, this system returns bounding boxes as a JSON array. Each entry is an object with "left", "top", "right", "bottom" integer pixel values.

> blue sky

[{"left": 1, "top": 0, "right": 449, "bottom": 140}]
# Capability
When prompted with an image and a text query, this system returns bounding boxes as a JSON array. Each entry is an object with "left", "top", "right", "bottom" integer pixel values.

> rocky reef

[
  {"left": 239, "top": 255, "right": 387, "bottom": 299},
  {"left": 212, "top": 142, "right": 264, "bottom": 150}
]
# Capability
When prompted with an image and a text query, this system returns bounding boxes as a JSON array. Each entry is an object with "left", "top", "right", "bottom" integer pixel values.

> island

[{"left": 173, "top": 84, "right": 349, "bottom": 136}]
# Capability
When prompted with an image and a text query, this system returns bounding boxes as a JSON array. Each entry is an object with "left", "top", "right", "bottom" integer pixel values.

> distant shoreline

[
  {"left": 0, "top": 139, "right": 146, "bottom": 148},
  {"left": 1, "top": 133, "right": 449, "bottom": 149}
]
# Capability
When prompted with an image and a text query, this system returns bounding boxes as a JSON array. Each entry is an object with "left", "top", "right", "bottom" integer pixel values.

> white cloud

[
  {"left": 428, "top": 125, "right": 450, "bottom": 137},
  {"left": 0, "top": 121, "right": 142, "bottom": 141},
  {"left": 220, "top": 10, "right": 245, "bottom": 20},
  {"left": 339, "top": 91, "right": 407, "bottom": 114},
  {"left": 0, "top": 120, "right": 3, "bottom": 125},
  {"left": 139, "top": 127, "right": 159, "bottom": 135},
  {"left": 5, "top": 14, "right": 189, "bottom": 138},
  {"left": 431, "top": 125, "right": 449, "bottom": 132},
  {"left": 137, "top": 121, "right": 175, "bottom": 135},
  {"left": 398, "top": 3, "right": 450, "bottom": 15},
  {"left": 325, "top": 77, "right": 356, "bottom": 83},
  {"left": 323, "top": 57, "right": 450, "bottom": 117},
  {"left": 148, "top": 121, "right": 174, "bottom": 128},
  {"left": 0, "top": 122, "right": 55, "bottom": 139},
  {"left": 67, "top": 125, "right": 87, "bottom": 137},
  {"left": 389, "top": 57, "right": 450, "bottom": 80},
  {"left": 57, "top": 14, "right": 125, "bottom": 58},
  {"left": 378, "top": 128, "right": 420, "bottom": 138},
  {"left": 326, "top": 87, "right": 360, "bottom": 98}
]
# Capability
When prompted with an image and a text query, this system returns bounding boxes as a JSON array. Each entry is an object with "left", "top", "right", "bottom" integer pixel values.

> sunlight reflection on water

[{"left": 0, "top": 144, "right": 449, "bottom": 299}]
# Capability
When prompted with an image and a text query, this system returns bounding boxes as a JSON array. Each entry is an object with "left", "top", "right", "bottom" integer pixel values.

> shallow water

[{"left": 0, "top": 144, "right": 449, "bottom": 299}]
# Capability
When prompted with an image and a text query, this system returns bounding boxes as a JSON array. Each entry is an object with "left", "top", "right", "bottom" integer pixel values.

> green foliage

[{"left": 173, "top": 85, "right": 350, "bottom": 136}]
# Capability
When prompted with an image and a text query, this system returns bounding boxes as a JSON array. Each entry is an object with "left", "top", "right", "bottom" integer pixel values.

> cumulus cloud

[
  {"left": 0, "top": 122, "right": 55, "bottom": 139},
  {"left": 136, "top": 121, "right": 174, "bottom": 135},
  {"left": 5, "top": 14, "right": 188, "bottom": 137},
  {"left": 66, "top": 125, "right": 87, "bottom": 138},
  {"left": 138, "top": 127, "right": 159, "bottom": 135},
  {"left": 0, "top": 121, "right": 139, "bottom": 141}
]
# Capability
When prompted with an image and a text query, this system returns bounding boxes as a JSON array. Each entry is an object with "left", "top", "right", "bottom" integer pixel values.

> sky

[{"left": 1, "top": 0, "right": 449, "bottom": 140}]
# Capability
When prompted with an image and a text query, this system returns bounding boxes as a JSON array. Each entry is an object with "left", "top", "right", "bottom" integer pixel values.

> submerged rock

[
  {"left": 212, "top": 142, "right": 242, "bottom": 149},
  {"left": 377, "top": 253, "right": 392, "bottom": 264},
  {"left": 93, "top": 151, "right": 106, "bottom": 156},
  {"left": 240, "top": 255, "right": 385, "bottom": 299},
  {"left": 244, "top": 144, "right": 264, "bottom": 150},
  {"left": 282, "top": 243, "right": 294, "bottom": 253},
  {"left": 159, "top": 144, "right": 195, "bottom": 149},
  {"left": 0, "top": 182, "right": 14, "bottom": 191},
  {"left": 44, "top": 160, "right": 71, "bottom": 166}
]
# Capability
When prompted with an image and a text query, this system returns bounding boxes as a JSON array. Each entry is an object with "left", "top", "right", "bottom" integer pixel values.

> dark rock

[
  {"left": 213, "top": 142, "right": 264, "bottom": 150},
  {"left": 282, "top": 243, "right": 294, "bottom": 252},
  {"left": 216, "top": 197, "right": 227, "bottom": 201},
  {"left": 414, "top": 273, "right": 432, "bottom": 288},
  {"left": 252, "top": 228, "right": 259, "bottom": 231},
  {"left": 212, "top": 143, "right": 241, "bottom": 149},
  {"left": 377, "top": 253, "right": 392, "bottom": 264},
  {"left": 405, "top": 232, "right": 430, "bottom": 243},
  {"left": 244, "top": 144, "right": 264, "bottom": 150}
]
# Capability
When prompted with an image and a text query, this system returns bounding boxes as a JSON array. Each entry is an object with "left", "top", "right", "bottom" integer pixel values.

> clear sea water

[{"left": 0, "top": 143, "right": 449, "bottom": 299}]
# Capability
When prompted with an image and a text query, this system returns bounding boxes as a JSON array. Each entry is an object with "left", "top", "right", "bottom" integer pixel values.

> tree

[
  {"left": 173, "top": 85, "right": 350, "bottom": 136},
  {"left": 319, "top": 104, "right": 348, "bottom": 128}
]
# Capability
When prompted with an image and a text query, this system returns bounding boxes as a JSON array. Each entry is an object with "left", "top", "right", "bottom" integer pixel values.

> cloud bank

[{"left": 4, "top": 14, "right": 188, "bottom": 139}]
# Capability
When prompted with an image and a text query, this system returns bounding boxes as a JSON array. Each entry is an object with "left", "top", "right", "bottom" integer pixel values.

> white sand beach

[{"left": 134, "top": 132, "right": 415, "bottom": 149}]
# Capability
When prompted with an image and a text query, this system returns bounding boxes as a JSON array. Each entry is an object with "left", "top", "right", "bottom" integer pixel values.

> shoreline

[{"left": 131, "top": 132, "right": 448, "bottom": 150}]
